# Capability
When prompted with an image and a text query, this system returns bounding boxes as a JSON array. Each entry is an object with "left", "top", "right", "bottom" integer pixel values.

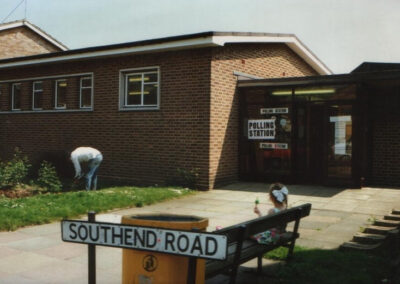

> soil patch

[{"left": 0, "top": 186, "right": 37, "bottom": 198}]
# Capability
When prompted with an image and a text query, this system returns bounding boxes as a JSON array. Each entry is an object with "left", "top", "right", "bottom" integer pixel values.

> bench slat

[{"left": 213, "top": 203, "right": 311, "bottom": 240}]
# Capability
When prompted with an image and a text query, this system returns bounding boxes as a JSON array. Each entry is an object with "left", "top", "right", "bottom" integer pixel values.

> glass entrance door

[
  {"left": 295, "top": 103, "right": 353, "bottom": 184},
  {"left": 327, "top": 105, "right": 352, "bottom": 179}
]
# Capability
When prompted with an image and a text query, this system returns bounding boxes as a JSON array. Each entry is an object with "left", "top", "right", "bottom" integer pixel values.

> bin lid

[
  {"left": 127, "top": 214, "right": 202, "bottom": 222},
  {"left": 121, "top": 214, "right": 208, "bottom": 230}
]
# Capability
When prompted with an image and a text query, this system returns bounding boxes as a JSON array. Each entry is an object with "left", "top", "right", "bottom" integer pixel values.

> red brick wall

[
  {"left": 0, "top": 27, "right": 61, "bottom": 59},
  {"left": 0, "top": 48, "right": 212, "bottom": 187},
  {"left": 209, "top": 43, "right": 317, "bottom": 188},
  {"left": 370, "top": 85, "right": 400, "bottom": 187},
  {"left": 0, "top": 43, "right": 319, "bottom": 189}
]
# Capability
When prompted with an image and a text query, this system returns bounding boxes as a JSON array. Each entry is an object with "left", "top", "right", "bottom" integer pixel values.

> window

[
  {"left": 11, "top": 83, "right": 21, "bottom": 110},
  {"left": 32, "top": 81, "right": 43, "bottom": 110},
  {"left": 55, "top": 79, "right": 67, "bottom": 109},
  {"left": 120, "top": 67, "right": 159, "bottom": 110},
  {"left": 80, "top": 77, "right": 92, "bottom": 108}
]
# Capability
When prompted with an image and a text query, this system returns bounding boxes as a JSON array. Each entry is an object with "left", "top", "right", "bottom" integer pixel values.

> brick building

[
  {"left": 0, "top": 20, "right": 67, "bottom": 59},
  {"left": 0, "top": 31, "right": 331, "bottom": 189}
]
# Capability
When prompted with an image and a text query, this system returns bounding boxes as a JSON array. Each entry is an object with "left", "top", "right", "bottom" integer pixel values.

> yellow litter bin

[{"left": 122, "top": 214, "right": 208, "bottom": 284}]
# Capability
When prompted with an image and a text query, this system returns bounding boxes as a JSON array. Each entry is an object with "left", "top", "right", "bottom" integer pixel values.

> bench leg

[
  {"left": 257, "top": 255, "right": 263, "bottom": 274},
  {"left": 229, "top": 265, "right": 239, "bottom": 284},
  {"left": 287, "top": 241, "right": 295, "bottom": 261}
]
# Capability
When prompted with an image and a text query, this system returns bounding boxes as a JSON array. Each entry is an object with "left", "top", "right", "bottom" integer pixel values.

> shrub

[
  {"left": 37, "top": 161, "right": 62, "bottom": 192},
  {"left": 173, "top": 168, "right": 200, "bottom": 189},
  {"left": 0, "top": 148, "right": 31, "bottom": 188}
]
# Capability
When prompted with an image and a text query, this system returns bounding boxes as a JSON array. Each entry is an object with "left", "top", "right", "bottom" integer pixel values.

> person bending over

[{"left": 70, "top": 147, "right": 103, "bottom": 190}]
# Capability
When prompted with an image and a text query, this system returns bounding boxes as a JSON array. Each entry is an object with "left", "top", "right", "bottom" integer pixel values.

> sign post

[{"left": 87, "top": 212, "right": 96, "bottom": 284}]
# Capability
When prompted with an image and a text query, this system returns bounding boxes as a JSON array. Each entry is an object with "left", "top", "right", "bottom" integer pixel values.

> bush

[
  {"left": 170, "top": 168, "right": 199, "bottom": 189},
  {"left": 37, "top": 161, "right": 62, "bottom": 192},
  {"left": 0, "top": 148, "right": 31, "bottom": 188}
]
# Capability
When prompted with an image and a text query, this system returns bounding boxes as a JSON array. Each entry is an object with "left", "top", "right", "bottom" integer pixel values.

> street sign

[{"left": 62, "top": 220, "right": 227, "bottom": 260}]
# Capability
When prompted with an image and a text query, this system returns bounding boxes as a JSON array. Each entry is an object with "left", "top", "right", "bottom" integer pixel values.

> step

[
  {"left": 374, "top": 219, "right": 400, "bottom": 227},
  {"left": 392, "top": 209, "right": 400, "bottom": 215},
  {"left": 353, "top": 232, "right": 386, "bottom": 245},
  {"left": 384, "top": 214, "right": 400, "bottom": 221},
  {"left": 363, "top": 225, "right": 398, "bottom": 235},
  {"left": 340, "top": 241, "right": 381, "bottom": 252}
]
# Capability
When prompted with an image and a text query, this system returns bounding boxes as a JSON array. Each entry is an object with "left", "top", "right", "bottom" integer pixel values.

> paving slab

[{"left": 0, "top": 182, "right": 399, "bottom": 284}]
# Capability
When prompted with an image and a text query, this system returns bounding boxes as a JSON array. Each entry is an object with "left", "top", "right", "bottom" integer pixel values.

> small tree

[{"left": 37, "top": 161, "right": 62, "bottom": 192}]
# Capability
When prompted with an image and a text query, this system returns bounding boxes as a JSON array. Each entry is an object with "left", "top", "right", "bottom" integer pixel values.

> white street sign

[{"left": 62, "top": 220, "right": 227, "bottom": 260}]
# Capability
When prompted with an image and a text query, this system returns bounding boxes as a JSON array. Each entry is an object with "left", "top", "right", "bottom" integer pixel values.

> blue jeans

[{"left": 86, "top": 154, "right": 103, "bottom": 190}]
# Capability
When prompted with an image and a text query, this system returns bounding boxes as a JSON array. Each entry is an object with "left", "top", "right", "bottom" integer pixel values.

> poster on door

[{"left": 248, "top": 119, "right": 276, "bottom": 140}]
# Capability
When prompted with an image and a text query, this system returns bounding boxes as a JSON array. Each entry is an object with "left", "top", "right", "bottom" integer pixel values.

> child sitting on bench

[{"left": 252, "top": 182, "right": 289, "bottom": 244}]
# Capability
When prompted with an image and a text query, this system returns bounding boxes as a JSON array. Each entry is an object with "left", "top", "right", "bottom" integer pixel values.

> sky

[{"left": 1, "top": 0, "right": 400, "bottom": 74}]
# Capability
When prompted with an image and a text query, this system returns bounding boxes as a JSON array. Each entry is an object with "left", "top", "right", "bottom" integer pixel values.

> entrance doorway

[
  {"left": 302, "top": 103, "right": 353, "bottom": 184},
  {"left": 240, "top": 85, "right": 357, "bottom": 186}
]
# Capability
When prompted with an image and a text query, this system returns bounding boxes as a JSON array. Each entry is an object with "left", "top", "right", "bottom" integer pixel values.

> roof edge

[
  {"left": 211, "top": 34, "right": 332, "bottom": 75},
  {"left": 0, "top": 20, "right": 68, "bottom": 51},
  {"left": 0, "top": 31, "right": 330, "bottom": 74}
]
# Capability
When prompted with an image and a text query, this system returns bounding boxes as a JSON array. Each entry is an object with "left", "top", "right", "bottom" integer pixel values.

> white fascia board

[
  {"left": 286, "top": 39, "right": 332, "bottom": 75},
  {"left": 211, "top": 35, "right": 332, "bottom": 75},
  {"left": 0, "top": 22, "right": 24, "bottom": 31},
  {"left": 0, "top": 37, "right": 218, "bottom": 69}
]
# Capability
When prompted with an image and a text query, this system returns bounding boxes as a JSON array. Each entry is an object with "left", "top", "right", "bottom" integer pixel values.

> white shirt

[{"left": 70, "top": 147, "right": 102, "bottom": 178}]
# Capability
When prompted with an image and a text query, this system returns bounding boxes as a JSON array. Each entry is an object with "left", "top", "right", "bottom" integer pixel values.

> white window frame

[
  {"left": 11, "top": 83, "right": 21, "bottom": 111},
  {"left": 119, "top": 66, "right": 160, "bottom": 111},
  {"left": 55, "top": 79, "right": 67, "bottom": 109},
  {"left": 80, "top": 76, "right": 93, "bottom": 109},
  {"left": 32, "top": 81, "right": 43, "bottom": 110}
]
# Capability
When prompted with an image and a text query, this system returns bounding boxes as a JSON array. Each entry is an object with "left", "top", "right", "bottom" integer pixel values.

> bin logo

[{"left": 143, "top": 255, "right": 158, "bottom": 272}]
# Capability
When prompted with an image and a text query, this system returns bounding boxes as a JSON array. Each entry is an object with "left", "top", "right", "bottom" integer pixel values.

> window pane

[
  {"left": 34, "top": 90, "right": 43, "bottom": 109},
  {"left": 81, "top": 78, "right": 92, "bottom": 88},
  {"left": 143, "top": 84, "right": 158, "bottom": 105},
  {"left": 81, "top": 88, "right": 91, "bottom": 108},
  {"left": 123, "top": 70, "right": 159, "bottom": 108},
  {"left": 128, "top": 74, "right": 142, "bottom": 83},
  {"left": 34, "top": 82, "right": 43, "bottom": 90},
  {"left": 57, "top": 81, "right": 67, "bottom": 108},
  {"left": 33, "top": 82, "right": 43, "bottom": 109},
  {"left": 145, "top": 73, "right": 158, "bottom": 83},
  {"left": 127, "top": 75, "right": 142, "bottom": 105},
  {"left": 13, "top": 84, "right": 21, "bottom": 109}
]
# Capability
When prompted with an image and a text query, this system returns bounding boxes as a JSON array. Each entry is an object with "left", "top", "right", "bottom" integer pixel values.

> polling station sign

[
  {"left": 248, "top": 119, "right": 276, "bottom": 140},
  {"left": 61, "top": 220, "right": 227, "bottom": 260}
]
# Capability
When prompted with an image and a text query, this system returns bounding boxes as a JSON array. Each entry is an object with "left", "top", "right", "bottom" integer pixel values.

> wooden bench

[{"left": 205, "top": 203, "right": 312, "bottom": 284}]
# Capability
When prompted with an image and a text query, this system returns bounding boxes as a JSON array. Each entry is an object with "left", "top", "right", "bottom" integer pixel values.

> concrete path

[{"left": 0, "top": 183, "right": 399, "bottom": 283}]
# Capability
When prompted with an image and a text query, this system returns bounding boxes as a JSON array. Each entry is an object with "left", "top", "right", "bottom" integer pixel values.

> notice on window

[
  {"left": 260, "top": 108, "right": 289, "bottom": 115},
  {"left": 330, "top": 115, "right": 351, "bottom": 155},
  {"left": 260, "top": 142, "right": 288, "bottom": 150},
  {"left": 248, "top": 119, "right": 275, "bottom": 140}
]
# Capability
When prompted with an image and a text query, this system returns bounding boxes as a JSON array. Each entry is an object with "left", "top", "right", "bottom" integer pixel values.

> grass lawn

[
  {"left": 264, "top": 246, "right": 391, "bottom": 284},
  {"left": 0, "top": 186, "right": 193, "bottom": 231}
]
